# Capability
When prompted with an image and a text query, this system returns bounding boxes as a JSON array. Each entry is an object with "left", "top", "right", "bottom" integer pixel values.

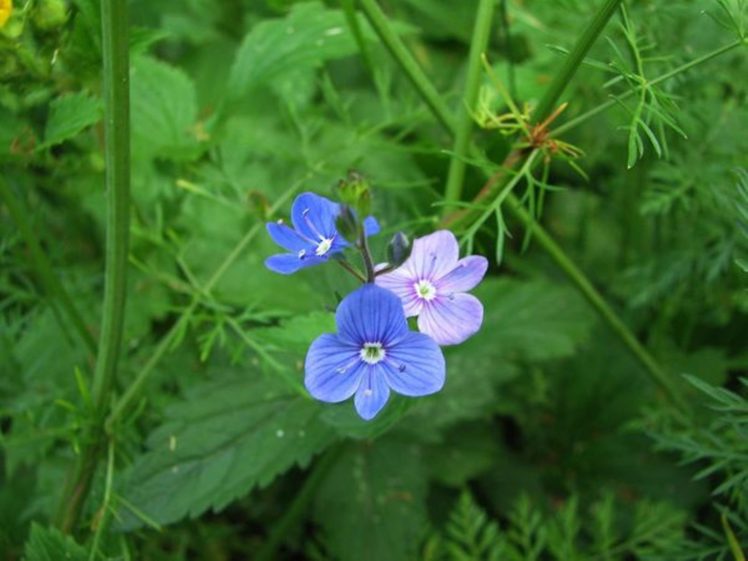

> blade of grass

[
  {"left": 0, "top": 178, "right": 97, "bottom": 355},
  {"left": 57, "top": 0, "right": 130, "bottom": 533},
  {"left": 354, "top": 0, "right": 689, "bottom": 415},
  {"left": 443, "top": 0, "right": 496, "bottom": 214}
]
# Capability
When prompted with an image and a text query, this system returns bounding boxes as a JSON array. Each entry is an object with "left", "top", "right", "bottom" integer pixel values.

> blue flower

[
  {"left": 305, "top": 284, "right": 445, "bottom": 420},
  {"left": 265, "top": 192, "right": 379, "bottom": 275}
]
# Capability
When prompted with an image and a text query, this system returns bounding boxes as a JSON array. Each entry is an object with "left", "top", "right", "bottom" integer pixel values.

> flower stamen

[
  {"left": 414, "top": 279, "right": 437, "bottom": 301},
  {"left": 360, "top": 342, "right": 385, "bottom": 365}
]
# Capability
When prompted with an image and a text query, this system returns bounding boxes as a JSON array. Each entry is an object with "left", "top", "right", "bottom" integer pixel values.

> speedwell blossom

[
  {"left": 376, "top": 230, "right": 487, "bottom": 346},
  {"left": 265, "top": 192, "right": 379, "bottom": 275},
  {"left": 305, "top": 284, "right": 445, "bottom": 420}
]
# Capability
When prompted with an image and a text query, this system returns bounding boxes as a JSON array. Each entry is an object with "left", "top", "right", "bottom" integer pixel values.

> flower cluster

[{"left": 265, "top": 190, "right": 487, "bottom": 420}]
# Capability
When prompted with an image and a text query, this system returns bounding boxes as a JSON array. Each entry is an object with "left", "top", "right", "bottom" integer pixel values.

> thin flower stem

[
  {"left": 337, "top": 258, "right": 367, "bottom": 282},
  {"left": 553, "top": 38, "right": 746, "bottom": 136},
  {"left": 532, "top": 0, "right": 623, "bottom": 123},
  {"left": 57, "top": 0, "right": 130, "bottom": 533},
  {"left": 443, "top": 0, "right": 496, "bottom": 214},
  {"left": 359, "top": 228, "right": 376, "bottom": 282},
  {"left": 0, "top": 178, "right": 97, "bottom": 354},
  {"left": 349, "top": 0, "right": 690, "bottom": 415}
]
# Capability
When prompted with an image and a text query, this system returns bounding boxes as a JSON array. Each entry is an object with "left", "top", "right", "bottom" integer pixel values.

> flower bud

[
  {"left": 387, "top": 232, "right": 411, "bottom": 267},
  {"left": 335, "top": 204, "right": 359, "bottom": 243},
  {"left": 338, "top": 170, "right": 371, "bottom": 218},
  {"left": 32, "top": 0, "right": 68, "bottom": 31}
]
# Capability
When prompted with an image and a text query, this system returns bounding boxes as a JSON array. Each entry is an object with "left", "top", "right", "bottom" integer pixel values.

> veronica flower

[
  {"left": 305, "top": 284, "right": 445, "bottom": 420},
  {"left": 265, "top": 192, "right": 379, "bottom": 275},
  {"left": 376, "top": 230, "right": 487, "bottom": 346}
]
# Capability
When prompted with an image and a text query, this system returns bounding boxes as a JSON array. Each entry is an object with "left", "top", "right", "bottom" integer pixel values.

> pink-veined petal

[
  {"left": 436, "top": 256, "right": 488, "bottom": 293},
  {"left": 375, "top": 268, "right": 422, "bottom": 317},
  {"left": 417, "top": 293, "right": 484, "bottom": 346},
  {"left": 405, "top": 230, "right": 459, "bottom": 281}
]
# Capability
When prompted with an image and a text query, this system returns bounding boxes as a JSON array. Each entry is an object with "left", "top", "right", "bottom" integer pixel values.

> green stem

[
  {"left": 254, "top": 447, "right": 341, "bottom": 561},
  {"left": 532, "top": 0, "right": 623, "bottom": 123},
  {"left": 553, "top": 38, "right": 746, "bottom": 136},
  {"left": 504, "top": 194, "right": 689, "bottom": 415},
  {"left": 358, "top": 0, "right": 456, "bottom": 133},
  {"left": 443, "top": 0, "right": 496, "bottom": 214},
  {"left": 350, "top": 0, "right": 688, "bottom": 413},
  {"left": 57, "top": 0, "right": 130, "bottom": 533},
  {"left": 0, "top": 179, "right": 97, "bottom": 354}
]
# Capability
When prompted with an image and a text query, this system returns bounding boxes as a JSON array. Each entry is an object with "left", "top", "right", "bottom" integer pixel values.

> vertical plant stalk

[
  {"left": 0, "top": 179, "right": 97, "bottom": 354},
  {"left": 443, "top": 0, "right": 496, "bottom": 214},
  {"left": 358, "top": 0, "right": 456, "bottom": 133},
  {"left": 354, "top": 0, "right": 688, "bottom": 413},
  {"left": 57, "top": 0, "right": 130, "bottom": 533}
]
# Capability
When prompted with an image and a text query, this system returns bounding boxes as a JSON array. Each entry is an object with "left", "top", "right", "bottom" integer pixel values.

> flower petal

[
  {"left": 417, "top": 293, "right": 484, "bottom": 345},
  {"left": 436, "top": 256, "right": 488, "bottom": 293},
  {"left": 305, "top": 334, "right": 364, "bottom": 402},
  {"left": 405, "top": 230, "right": 459, "bottom": 281},
  {"left": 265, "top": 253, "right": 304, "bottom": 275},
  {"left": 384, "top": 332, "right": 445, "bottom": 396},
  {"left": 354, "top": 367, "right": 391, "bottom": 420},
  {"left": 291, "top": 192, "right": 340, "bottom": 241},
  {"left": 336, "top": 284, "right": 409, "bottom": 345},
  {"left": 266, "top": 221, "right": 310, "bottom": 251},
  {"left": 363, "top": 216, "right": 380, "bottom": 236},
  {"left": 375, "top": 268, "right": 422, "bottom": 317}
]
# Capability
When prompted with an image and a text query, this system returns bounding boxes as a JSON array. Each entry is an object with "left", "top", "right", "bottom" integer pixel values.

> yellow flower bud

[{"left": 0, "top": 0, "right": 13, "bottom": 29}]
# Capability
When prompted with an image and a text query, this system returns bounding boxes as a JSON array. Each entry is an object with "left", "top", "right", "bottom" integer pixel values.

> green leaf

[
  {"left": 116, "top": 373, "right": 336, "bottom": 529},
  {"left": 313, "top": 438, "right": 428, "bottom": 561},
  {"left": 130, "top": 56, "right": 200, "bottom": 160},
  {"left": 23, "top": 523, "right": 88, "bottom": 561},
  {"left": 42, "top": 92, "right": 102, "bottom": 148},
  {"left": 228, "top": 2, "right": 366, "bottom": 99}
]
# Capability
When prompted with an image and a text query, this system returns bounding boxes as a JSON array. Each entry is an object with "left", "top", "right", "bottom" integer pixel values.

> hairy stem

[
  {"left": 337, "top": 258, "right": 367, "bottom": 282},
  {"left": 57, "top": 0, "right": 130, "bottom": 533},
  {"left": 0, "top": 178, "right": 97, "bottom": 354},
  {"left": 443, "top": 0, "right": 496, "bottom": 213}
]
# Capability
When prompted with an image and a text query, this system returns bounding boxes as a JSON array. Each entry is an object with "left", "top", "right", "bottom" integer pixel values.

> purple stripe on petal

[
  {"left": 305, "top": 334, "right": 364, "bottom": 402},
  {"left": 265, "top": 253, "right": 304, "bottom": 275},
  {"left": 291, "top": 192, "right": 340, "bottom": 241},
  {"left": 266, "top": 222, "right": 311, "bottom": 251},
  {"left": 384, "top": 332, "right": 445, "bottom": 396},
  {"left": 354, "top": 366, "right": 390, "bottom": 420},
  {"left": 405, "top": 230, "right": 459, "bottom": 281},
  {"left": 336, "top": 284, "right": 409, "bottom": 346},
  {"left": 436, "top": 256, "right": 488, "bottom": 293},
  {"left": 375, "top": 269, "right": 422, "bottom": 317},
  {"left": 417, "top": 293, "right": 484, "bottom": 345}
]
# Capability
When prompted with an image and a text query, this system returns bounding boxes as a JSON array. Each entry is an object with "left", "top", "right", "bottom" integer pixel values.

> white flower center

[
  {"left": 315, "top": 238, "right": 333, "bottom": 256},
  {"left": 360, "top": 342, "right": 385, "bottom": 364},
  {"left": 414, "top": 279, "right": 437, "bottom": 301}
]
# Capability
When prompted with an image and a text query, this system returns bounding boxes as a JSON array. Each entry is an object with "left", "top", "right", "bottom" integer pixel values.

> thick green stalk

[
  {"left": 443, "top": 0, "right": 496, "bottom": 214},
  {"left": 0, "top": 179, "right": 96, "bottom": 354},
  {"left": 358, "top": 0, "right": 456, "bottom": 132},
  {"left": 532, "top": 0, "right": 623, "bottom": 123},
  {"left": 553, "top": 38, "right": 746, "bottom": 136},
  {"left": 350, "top": 0, "right": 688, "bottom": 413},
  {"left": 57, "top": 0, "right": 130, "bottom": 533}
]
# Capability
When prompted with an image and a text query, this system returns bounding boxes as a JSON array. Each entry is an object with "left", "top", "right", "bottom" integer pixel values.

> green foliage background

[{"left": 1, "top": 0, "right": 747, "bottom": 559}]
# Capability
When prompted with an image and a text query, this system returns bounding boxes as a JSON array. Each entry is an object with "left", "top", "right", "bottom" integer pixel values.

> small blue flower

[
  {"left": 265, "top": 192, "right": 379, "bottom": 275},
  {"left": 305, "top": 284, "right": 445, "bottom": 420}
]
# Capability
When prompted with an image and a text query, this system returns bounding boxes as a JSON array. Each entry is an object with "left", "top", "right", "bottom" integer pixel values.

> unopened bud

[
  {"left": 387, "top": 232, "right": 411, "bottom": 267},
  {"left": 335, "top": 204, "right": 359, "bottom": 242}
]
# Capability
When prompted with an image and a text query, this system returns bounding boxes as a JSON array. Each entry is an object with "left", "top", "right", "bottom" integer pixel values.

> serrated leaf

[
  {"left": 228, "top": 2, "right": 366, "bottom": 99},
  {"left": 117, "top": 374, "right": 336, "bottom": 529},
  {"left": 42, "top": 92, "right": 102, "bottom": 148},
  {"left": 313, "top": 439, "right": 428, "bottom": 561},
  {"left": 23, "top": 523, "right": 88, "bottom": 561},
  {"left": 130, "top": 56, "right": 200, "bottom": 160}
]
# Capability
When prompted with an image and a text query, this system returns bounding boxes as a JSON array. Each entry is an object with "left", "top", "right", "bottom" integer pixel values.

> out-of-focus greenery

[{"left": 1, "top": 0, "right": 747, "bottom": 559}]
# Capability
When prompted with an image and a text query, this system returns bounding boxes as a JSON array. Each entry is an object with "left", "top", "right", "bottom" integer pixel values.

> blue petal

[
  {"left": 363, "top": 216, "right": 380, "bottom": 237},
  {"left": 291, "top": 192, "right": 340, "bottom": 241},
  {"left": 265, "top": 253, "right": 304, "bottom": 275},
  {"left": 305, "top": 334, "right": 364, "bottom": 402},
  {"left": 266, "top": 222, "right": 310, "bottom": 251},
  {"left": 354, "top": 366, "right": 390, "bottom": 420},
  {"left": 384, "top": 332, "right": 445, "bottom": 396},
  {"left": 336, "top": 284, "right": 408, "bottom": 346}
]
